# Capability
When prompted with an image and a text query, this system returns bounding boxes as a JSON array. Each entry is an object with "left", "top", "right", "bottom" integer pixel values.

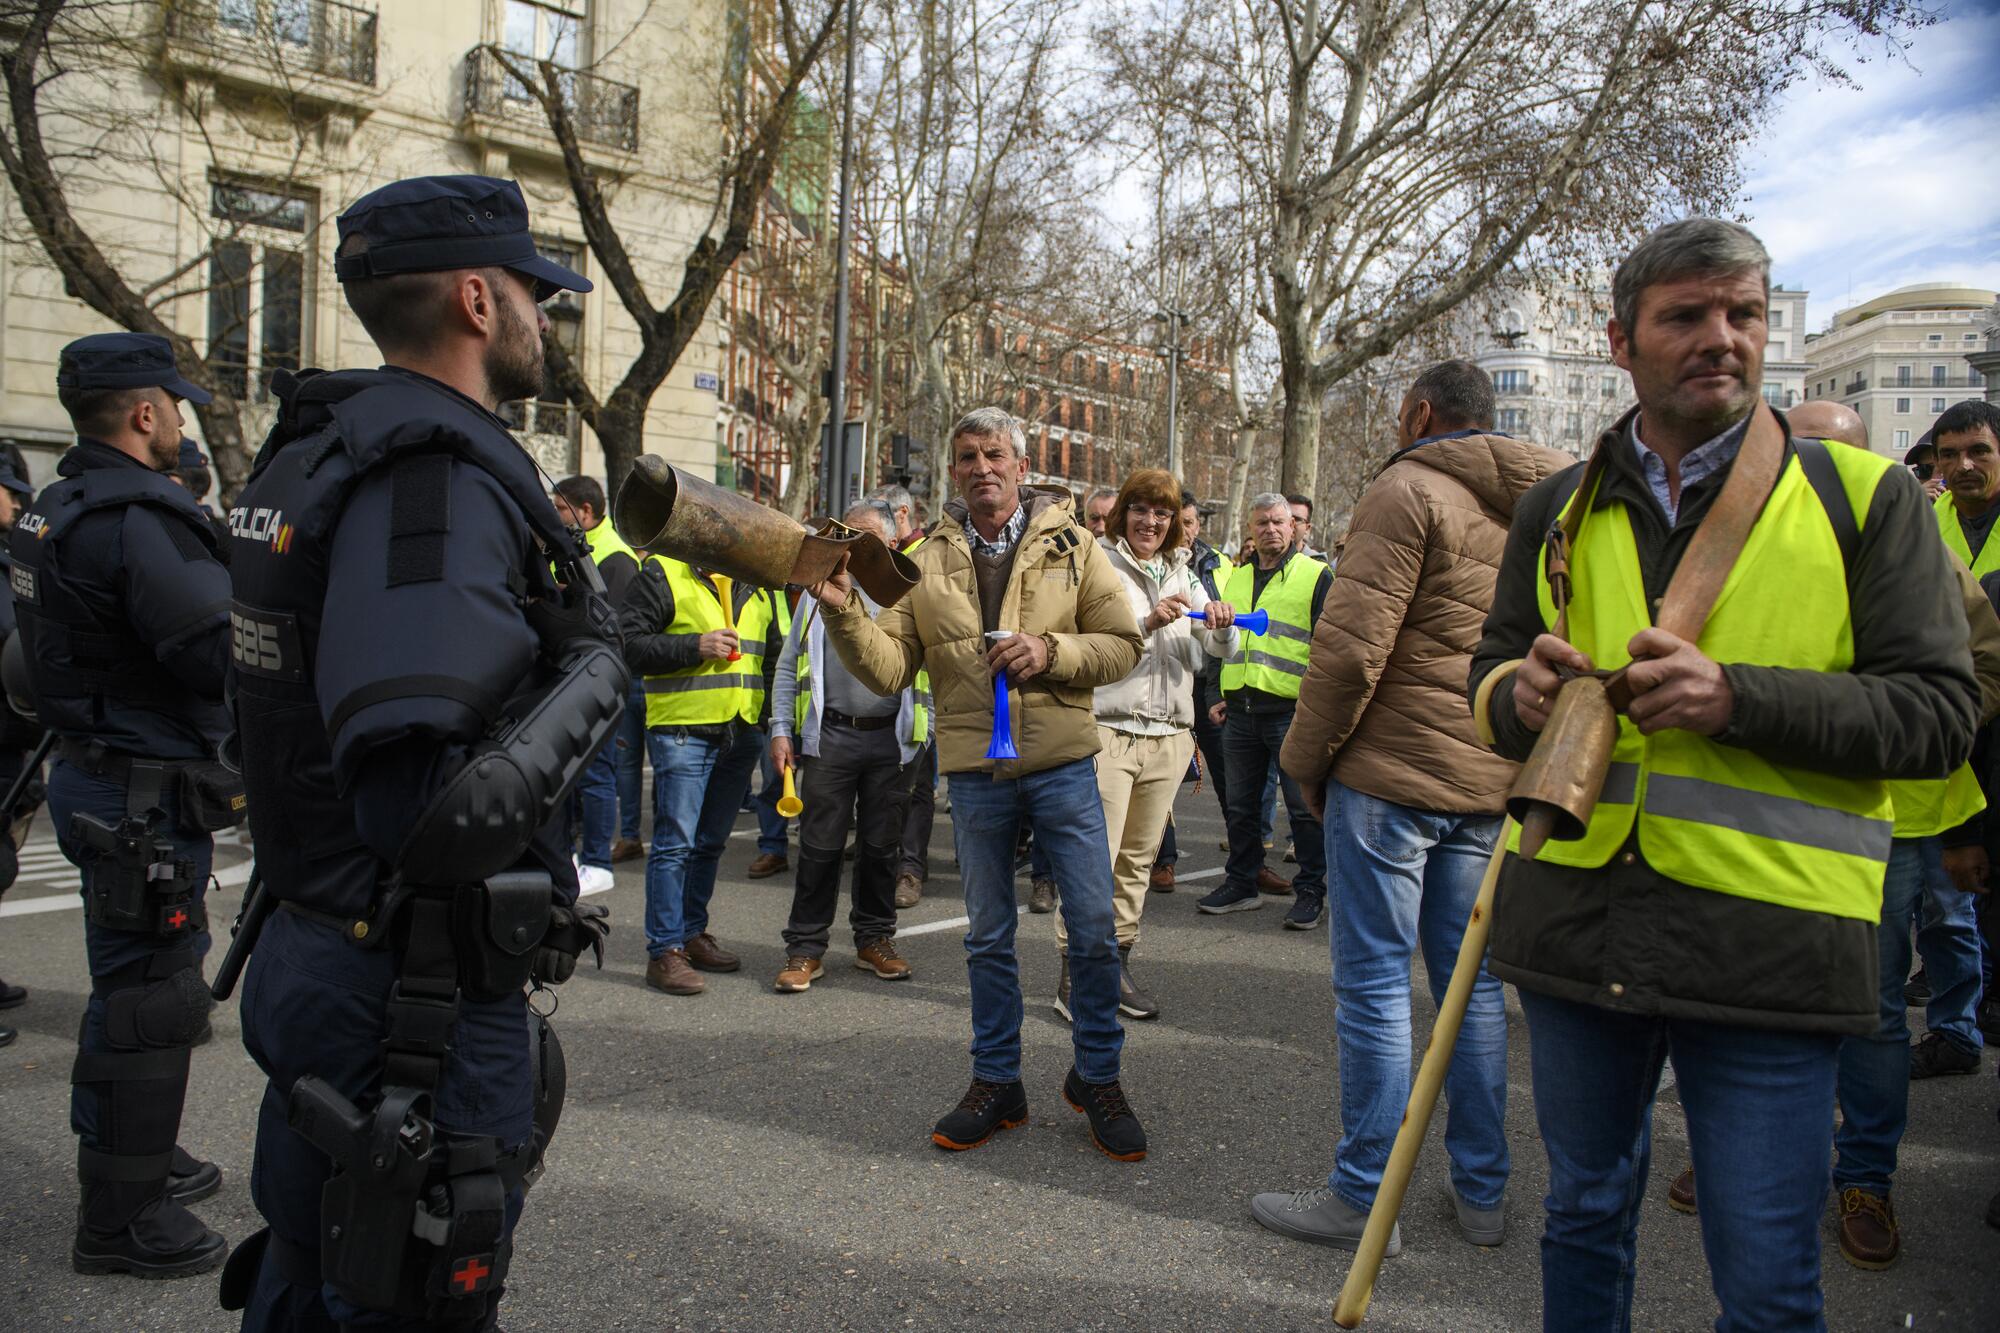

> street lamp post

[
  {"left": 822, "top": 0, "right": 860, "bottom": 517},
  {"left": 1155, "top": 308, "right": 1190, "bottom": 477}
]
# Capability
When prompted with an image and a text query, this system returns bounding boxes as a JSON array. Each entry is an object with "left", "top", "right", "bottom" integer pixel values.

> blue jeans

[
  {"left": 1222, "top": 708, "right": 1325, "bottom": 896},
  {"left": 643, "top": 725, "right": 763, "bottom": 955},
  {"left": 615, "top": 679, "right": 645, "bottom": 841},
  {"left": 1324, "top": 777, "right": 1507, "bottom": 1211},
  {"left": 948, "top": 758, "right": 1123, "bottom": 1084},
  {"left": 1834, "top": 837, "right": 1925, "bottom": 1196},
  {"left": 1519, "top": 989, "right": 1839, "bottom": 1333},
  {"left": 754, "top": 749, "right": 790, "bottom": 857},
  {"left": 573, "top": 735, "right": 618, "bottom": 870},
  {"left": 1911, "top": 843, "right": 1984, "bottom": 1054}
]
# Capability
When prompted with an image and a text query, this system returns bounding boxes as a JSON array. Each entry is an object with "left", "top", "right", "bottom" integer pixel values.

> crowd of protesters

[{"left": 550, "top": 217, "right": 2000, "bottom": 1329}]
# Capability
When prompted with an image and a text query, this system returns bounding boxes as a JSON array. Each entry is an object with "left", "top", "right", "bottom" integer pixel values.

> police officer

[
  {"left": 0, "top": 460, "right": 43, "bottom": 1046},
  {"left": 221, "top": 175, "right": 621, "bottom": 1331},
  {"left": 9, "top": 332, "right": 233, "bottom": 1276}
]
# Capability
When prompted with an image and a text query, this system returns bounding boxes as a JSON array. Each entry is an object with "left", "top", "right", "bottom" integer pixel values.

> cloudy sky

[{"left": 1744, "top": 0, "right": 2000, "bottom": 330}]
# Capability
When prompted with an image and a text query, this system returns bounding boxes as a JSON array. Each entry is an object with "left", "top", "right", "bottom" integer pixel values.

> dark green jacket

[{"left": 1468, "top": 408, "right": 1978, "bottom": 1036}]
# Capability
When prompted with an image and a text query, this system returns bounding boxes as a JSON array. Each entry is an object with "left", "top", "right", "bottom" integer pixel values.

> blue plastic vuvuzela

[
  {"left": 986, "top": 672, "right": 1019, "bottom": 760},
  {"left": 1187, "top": 607, "right": 1269, "bottom": 634}
]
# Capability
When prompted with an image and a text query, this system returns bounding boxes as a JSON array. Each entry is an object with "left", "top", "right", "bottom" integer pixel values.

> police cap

[
  {"left": 56, "top": 332, "right": 212, "bottom": 406},
  {"left": 177, "top": 437, "right": 209, "bottom": 472},
  {"left": 333, "top": 175, "right": 591, "bottom": 302},
  {"left": 0, "top": 465, "right": 30, "bottom": 498}
]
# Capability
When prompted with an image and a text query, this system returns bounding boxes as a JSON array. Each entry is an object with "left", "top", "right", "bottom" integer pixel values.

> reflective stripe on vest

[
  {"left": 1509, "top": 444, "right": 1896, "bottom": 922},
  {"left": 1934, "top": 489, "right": 2000, "bottom": 580},
  {"left": 1887, "top": 763, "right": 1988, "bottom": 841},
  {"left": 1217, "top": 552, "right": 1325, "bottom": 699},
  {"left": 643, "top": 556, "right": 773, "bottom": 726}
]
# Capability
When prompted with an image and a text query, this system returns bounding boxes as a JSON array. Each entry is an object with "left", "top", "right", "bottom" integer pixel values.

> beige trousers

[{"left": 1056, "top": 726, "right": 1196, "bottom": 950}]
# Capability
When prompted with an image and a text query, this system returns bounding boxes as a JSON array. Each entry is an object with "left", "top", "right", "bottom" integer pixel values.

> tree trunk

[
  {"left": 1278, "top": 358, "right": 1319, "bottom": 505},
  {"left": 780, "top": 397, "right": 829, "bottom": 521}
]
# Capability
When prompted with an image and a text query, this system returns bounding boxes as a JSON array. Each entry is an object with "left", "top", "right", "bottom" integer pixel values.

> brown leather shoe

[
  {"left": 1837, "top": 1187, "right": 1899, "bottom": 1269},
  {"left": 610, "top": 837, "right": 645, "bottom": 864},
  {"left": 746, "top": 852, "right": 789, "bottom": 879},
  {"left": 646, "top": 949, "right": 705, "bottom": 995},
  {"left": 684, "top": 932, "right": 741, "bottom": 972},
  {"left": 1667, "top": 1167, "right": 1696, "bottom": 1215},
  {"left": 894, "top": 873, "right": 923, "bottom": 909},
  {"left": 774, "top": 955, "right": 824, "bottom": 993},
  {"left": 855, "top": 938, "right": 911, "bottom": 980},
  {"left": 1256, "top": 866, "right": 1292, "bottom": 895},
  {"left": 1149, "top": 864, "right": 1175, "bottom": 893},
  {"left": 1028, "top": 877, "right": 1058, "bottom": 913}
]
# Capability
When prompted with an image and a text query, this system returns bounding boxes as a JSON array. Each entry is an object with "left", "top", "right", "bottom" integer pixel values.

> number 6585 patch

[{"left": 229, "top": 602, "right": 305, "bottom": 682}]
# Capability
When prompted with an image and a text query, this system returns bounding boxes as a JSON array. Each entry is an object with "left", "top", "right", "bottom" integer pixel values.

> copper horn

[
  {"left": 612, "top": 456, "right": 920, "bottom": 607},
  {"left": 1504, "top": 673, "right": 1619, "bottom": 860}
]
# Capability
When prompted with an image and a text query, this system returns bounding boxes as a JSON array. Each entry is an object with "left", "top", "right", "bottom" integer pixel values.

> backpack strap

[{"left": 1792, "top": 438, "right": 1861, "bottom": 575}]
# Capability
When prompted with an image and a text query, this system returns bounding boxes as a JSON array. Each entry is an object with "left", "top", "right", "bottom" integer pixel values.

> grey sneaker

[
  {"left": 1249, "top": 1187, "right": 1402, "bottom": 1255},
  {"left": 1453, "top": 1192, "right": 1505, "bottom": 1246},
  {"left": 1028, "top": 877, "right": 1058, "bottom": 914}
]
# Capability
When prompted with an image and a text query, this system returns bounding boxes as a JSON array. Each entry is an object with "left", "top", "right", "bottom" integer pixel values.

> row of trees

[{"left": 0, "top": 0, "right": 1929, "bottom": 523}]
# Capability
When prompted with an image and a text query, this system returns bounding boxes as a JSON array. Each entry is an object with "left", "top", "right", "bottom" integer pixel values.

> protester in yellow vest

[
  {"left": 1931, "top": 400, "right": 2000, "bottom": 578},
  {"left": 1647, "top": 400, "right": 2000, "bottom": 1269},
  {"left": 765, "top": 500, "right": 928, "bottom": 994},
  {"left": 1469, "top": 220, "right": 1978, "bottom": 1330},
  {"left": 617, "top": 548, "right": 783, "bottom": 996},
  {"left": 552, "top": 476, "right": 642, "bottom": 894},
  {"left": 1197, "top": 494, "right": 1331, "bottom": 923}
]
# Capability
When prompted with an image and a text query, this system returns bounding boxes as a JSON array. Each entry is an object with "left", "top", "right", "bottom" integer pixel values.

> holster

[
  {"left": 176, "top": 758, "right": 247, "bottom": 832},
  {"left": 68, "top": 761, "right": 200, "bottom": 938}
]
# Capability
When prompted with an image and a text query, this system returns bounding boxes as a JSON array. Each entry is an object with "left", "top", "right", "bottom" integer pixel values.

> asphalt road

[{"left": 1, "top": 783, "right": 1996, "bottom": 1331}]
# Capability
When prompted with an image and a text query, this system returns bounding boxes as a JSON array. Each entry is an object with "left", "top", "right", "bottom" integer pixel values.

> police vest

[
  {"left": 791, "top": 598, "right": 929, "bottom": 746},
  {"left": 8, "top": 457, "right": 223, "bottom": 746},
  {"left": 228, "top": 368, "right": 590, "bottom": 916},
  {"left": 1933, "top": 490, "right": 2000, "bottom": 579},
  {"left": 581, "top": 518, "right": 636, "bottom": 570},
  {"left": 1218, "top": 552, "right": 1325, "bottom": 699},
  {"left": 1513, "top": 441, "right": 1897, "bottom": 922},
  {"left": 642, "top": 557, "right": 776, "bottom": 728}
]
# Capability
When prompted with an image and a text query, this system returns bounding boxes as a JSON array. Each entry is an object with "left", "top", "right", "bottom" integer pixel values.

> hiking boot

[
  {"left": 1250, "top": 1186, "right": 1401, "bottom": 1255},
  {"left": 1903, "top": 967, "right": 1930, "bottom": 1007},
  {"left": 1256, "top": 866, "right": 1293, "bottom": 895},
  {"left": 1284, "top": 892, "right": 1326, "bottom": 931},
  {"left": 1053, "top": 953, "right": 1072, "bottom": 1023},
  {"left": 1454, "top": 1192, "right": 1505, "bottom": 1246},
  {"left": 774, "top": 955, "right": 824, "bottom": 993},
  {"left": 854, "top": 938, "right": 911, "bottom": 980},
  {"left": 746, "top": 852, "right": 789, "bottom": 880},
  {"left": 1836, "top": 1187, "right": 1900, "bottom": 1270},
  {"left": 1028, "top": 876, "right": 1058, "bottom": 914},
  {"left": 1197, "top": 880, "right": 1262, "bottom": 914},
  {"left": 932, "top": 1078, "right": 1028, "bottom": 1151},
  {"left": 610, "top": 836, "right": 645, "bottom": 864},
  {"left": 165, "top": 1149, "right": 220, "bottom": 1206},
  {"left": 1062, "top": 1067, "right": 1147, "bottom": 1161},
  {"left": 1668, "top": 1167, "right": 1697, "bottom": 1214},
  {"left": 646, "top": 949, "right": 705, "bottom": 995},
  {"left": 1909, "top": 1031, "right": 1978, "bottom": 1079},
  {"left": 683, "top": 933, "right": 741, "bottom": 973},
  {"left": 71, "top": 1201, "right": 227, "bottom": 1279},
  {"left": 1149, "top": 864, "right": 1175, "bottom": 893},
  {"left": 1117, "top": 945, "right": 1159, "bottom": 1021},
  {"left": 894, "top": 873, "right": 923, "bottom": 909}
]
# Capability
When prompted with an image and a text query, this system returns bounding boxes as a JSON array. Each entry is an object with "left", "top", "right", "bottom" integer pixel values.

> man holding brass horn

[
  {"left": 1469, "top": 219, "right": 1979, "bottom": 1330},
  {"left": 804, "top": 407, "right": 1147, "bottom": 1160}
]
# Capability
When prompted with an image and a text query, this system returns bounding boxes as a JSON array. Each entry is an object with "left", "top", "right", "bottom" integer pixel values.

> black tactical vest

[{"left": 229, "top": 368, "right": 586, "bottom": 917}]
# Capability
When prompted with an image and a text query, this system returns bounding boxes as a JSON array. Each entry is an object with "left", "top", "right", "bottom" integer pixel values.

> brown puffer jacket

[{"left": 1280, "top": 432, "right": 1573, "bottom": 813}]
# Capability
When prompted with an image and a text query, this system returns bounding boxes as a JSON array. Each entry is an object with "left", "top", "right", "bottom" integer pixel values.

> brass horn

[
  {"left": 612, "top": 455, "right": 919, "bottom": 607},
  {"left": 1505, "top": 672, "right": 1620, "bottom": 860}
]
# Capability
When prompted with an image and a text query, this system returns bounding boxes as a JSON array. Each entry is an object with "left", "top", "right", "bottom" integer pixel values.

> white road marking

[{"left": 897, "top": 867, "right": 1226, "bottom": 937}]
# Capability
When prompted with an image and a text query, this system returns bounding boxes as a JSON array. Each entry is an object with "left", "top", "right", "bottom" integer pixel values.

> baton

[
  {"left": 1334, "top": 817, "right": 1511, "bottom": 1327},
  {"left": 0, "top": 730, "right": 55, "bottom": 820},
  {"left": 210, "top": 865, "right": 271, "bottom": 1002}
]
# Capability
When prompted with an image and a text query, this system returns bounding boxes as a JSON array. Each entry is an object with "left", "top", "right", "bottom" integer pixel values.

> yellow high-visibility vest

[
  {"left": 1934, "top": 489, "right": 2000, "bottom": 579},
  {"left": 643, "top": 556, "right": 775, "bottom": 728},
  {"left": 1218, "top": 551, "right": 1325, "bottom": 700}
]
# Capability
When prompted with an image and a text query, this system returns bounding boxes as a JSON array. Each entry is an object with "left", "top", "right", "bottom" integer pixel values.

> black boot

[
  {"left": 1062, "top": 1067, "right": 1148, "bottom": 1161},
  {"left": 165, "top": 1146, "right": 222, "bottom": 1205},
  {"left": 932, "top": 1077, "right": 1029, "bottom": 1151}
]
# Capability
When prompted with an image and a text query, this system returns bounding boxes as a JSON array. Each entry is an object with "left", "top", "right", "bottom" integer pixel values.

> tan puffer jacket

[
  {"left": 819, "top": 486, "right": 1143, "bottom": 777},
  {"left": 1280, "top": 432, "right": 1572, "bottom": 813}
]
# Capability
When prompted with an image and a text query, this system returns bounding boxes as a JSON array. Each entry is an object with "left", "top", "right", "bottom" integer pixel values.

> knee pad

[{"left": 102, "top": 964, "right": 211, "bottom": 1050}]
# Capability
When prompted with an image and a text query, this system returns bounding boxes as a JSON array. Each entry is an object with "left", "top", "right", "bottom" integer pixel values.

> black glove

[
  {"left": 524, "top": 583, "right": 620, "bottom": 662},
  {"left": 532, "top": 900, "right": 610, "bottom": 986}
]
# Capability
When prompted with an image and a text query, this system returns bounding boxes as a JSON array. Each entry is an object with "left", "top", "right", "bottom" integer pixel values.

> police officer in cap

[
  {"left": 0, "top": 460, "right": 43, "bottom": 1046},
  {"left": 222, "top": 175, "right": 621, "bottom": 1331},
  {"left": 9, "top": 332, "right": 233, "bottom": 1275}
]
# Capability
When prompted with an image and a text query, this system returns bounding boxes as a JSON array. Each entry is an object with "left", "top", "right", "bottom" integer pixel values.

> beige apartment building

[
  {"left": 1803, "top": 282, "right": 1996, "bottom": 457},
  {"left": 0, "top": 0, "right": 732, "bottom": 490}
]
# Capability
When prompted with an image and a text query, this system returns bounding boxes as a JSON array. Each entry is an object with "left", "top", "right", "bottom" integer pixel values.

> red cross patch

[
  {"left": 449, "top": 1253, "right": 494, "bottom": 1295},
  {"left": 166, "top": 908, "right": 189, "bottom": 930}
]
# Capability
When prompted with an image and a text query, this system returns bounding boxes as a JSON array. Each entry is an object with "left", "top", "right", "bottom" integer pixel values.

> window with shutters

[{"left": 206, "top": 180, "right": 312, "bottom": 402}]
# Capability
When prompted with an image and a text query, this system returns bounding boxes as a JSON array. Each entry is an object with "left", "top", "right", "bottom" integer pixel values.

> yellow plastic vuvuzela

[{"left": 776, "top": 765, "right": 802, "bottom": 818}]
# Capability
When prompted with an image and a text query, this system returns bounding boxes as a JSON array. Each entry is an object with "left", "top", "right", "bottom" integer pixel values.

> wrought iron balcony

[
  {"left": 163, "top": 0, "right": 378, "bottom": 87},
  {"left": 463, "top": 45, "right": 640, "bottom": 156}
]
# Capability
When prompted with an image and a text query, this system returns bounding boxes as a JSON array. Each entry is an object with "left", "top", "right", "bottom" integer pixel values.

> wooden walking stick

[{"left": 1333, "top": 817, "right": 1512, "bottom": 1328}]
